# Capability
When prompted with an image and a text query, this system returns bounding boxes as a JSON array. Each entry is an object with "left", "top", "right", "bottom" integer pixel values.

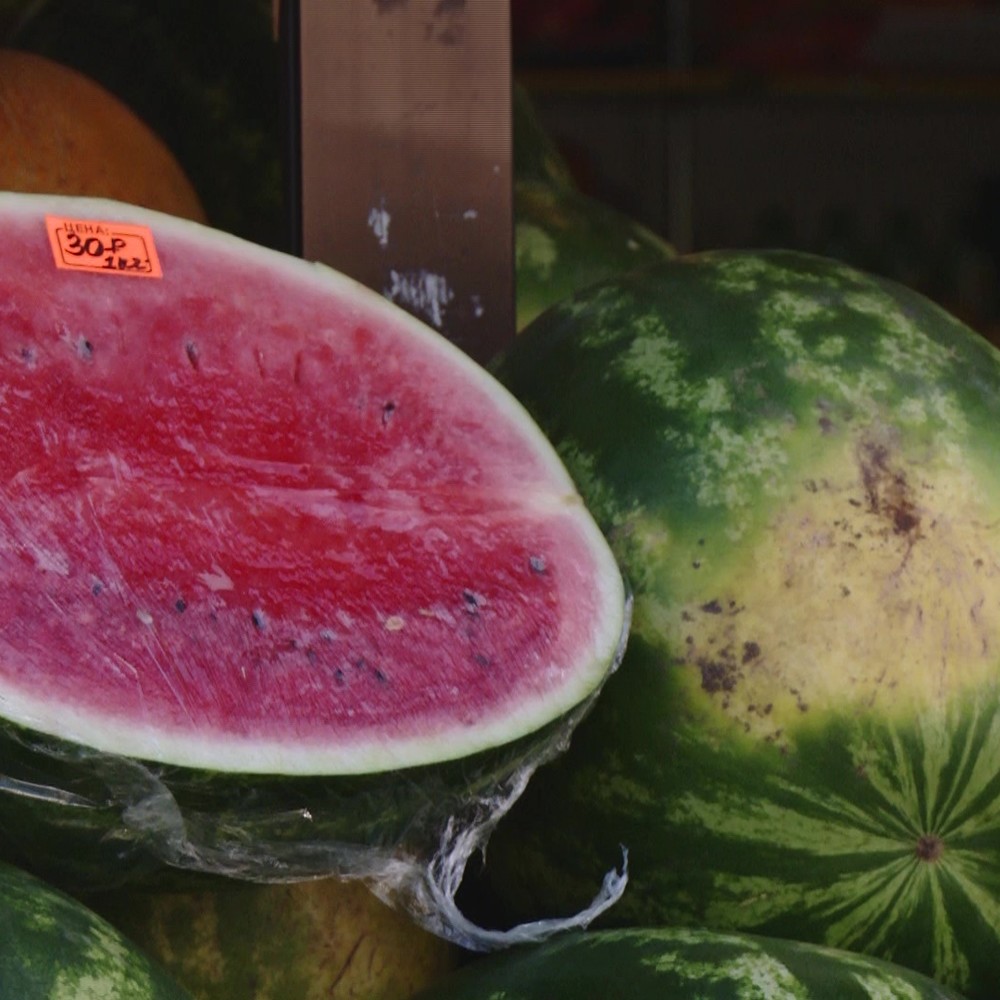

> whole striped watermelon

[
  {"left": 481, "top": 250, "right": 1000, "bottom": 998},
  {"left": 407, "top": 927, "right": 968, "bottom": 1000},
  {"left": 512, "top": 82, "right": 577, "bottom": 193},
  {"left": 0, "top": 859, "right": 191, "bottom": 999},
  {"left": 511, "top": 83, "right": 675, "bottom": 332},
  {"left": 514, "top": 181, "right": 676, "bottom": 332}
]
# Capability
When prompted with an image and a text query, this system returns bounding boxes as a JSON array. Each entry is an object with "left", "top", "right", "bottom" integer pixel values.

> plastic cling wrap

[{"left": 0, "top": 603, "right": 630, "bottom": 950}]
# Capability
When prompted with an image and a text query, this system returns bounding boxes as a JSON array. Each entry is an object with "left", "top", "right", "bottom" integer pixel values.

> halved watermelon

[{"left": 0, "top": 192, "right": 627, "bottom": 945}]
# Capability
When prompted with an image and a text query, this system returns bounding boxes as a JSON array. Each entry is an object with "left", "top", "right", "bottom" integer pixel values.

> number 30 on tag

[{"left": 46, "top": 216, "right": 163, "bottom": 278}]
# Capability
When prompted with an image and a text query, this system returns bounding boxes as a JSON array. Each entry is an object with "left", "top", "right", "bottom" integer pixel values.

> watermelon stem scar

[
  {"left": 915, "top": 833, "right": 944, "bottom": 863},
  {"left": 0, "top": 192, "right": 630, "bottom": 948}
]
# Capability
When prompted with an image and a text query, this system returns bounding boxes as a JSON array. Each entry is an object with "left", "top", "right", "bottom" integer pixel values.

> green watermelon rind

[
  {"left": 512, "top": 83, "right": 578, "bottom": 193},
  {"left": 514, "top": 180, "right": 675, "bottom": 333},
  {"left": 407, "top": 926, "right": 969, "bottom": 999},
  {"left": 0, "top": 859, "right": 192, "bottom": 999}
]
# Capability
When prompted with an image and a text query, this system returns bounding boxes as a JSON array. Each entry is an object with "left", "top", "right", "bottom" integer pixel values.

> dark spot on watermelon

[
  {"left": 175, "top": 598, "right": 187, "bottom": 613},
  {"left": 701, "top": 599, "right": 722, "bottom": 614},
  {"left": 334, "top": 668, "right": 346, "bottom": 686},
  {"left": 185, "top": 341, "right": 200, "bottom": 370},
  {"left": 529, "top": 555, "right": 547, "bottom": 574},
  {"left": 858, "top": 437, "right": 921, "bottom": 539},
  {"left": 742, "top": 641, "right": 761, "bottom": 664},
  {"left": 306, "top": 648, "right": 319, "bottom": 665},
  {"left": 77, "top": 338, "right": 94, "bottom": 361},
  {"left": 915, "top": 833, "right": 945, "bottom": 863},
  {"left": 251, "top": 609, "right": 267, "bottom": 631},
  {"left": 19, "top": 346, "right": 35, "bottom": 367},
  {"left": 91, "top": 580, "right": 103, "bottom": 596},
  {"left": 382, "top": 400, "right": 397, "bottom": 425},
  {"left": 293, "top": 351, "right": 304, "bottom": 385},
  {"left": 698, "top": 656, "right": 739, "bottom": 694},
  {"left": 463, "top": 589, "right": 484, "bottom": 614},
  {"left": 474, "top": 653, "right": 492, "bottom": 668},
  {"left": 374, "top": 668, "right": 388, "bottom": 684}
]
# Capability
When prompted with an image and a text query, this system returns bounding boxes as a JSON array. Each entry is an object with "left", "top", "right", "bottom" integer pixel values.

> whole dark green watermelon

[
  {"left": 479, "top": 250, "right": 1000, "bottom": 999},
  {"left": 408, "top": 927, "right": 968, "bottom": 1000},
  {"left": 511, "top": 85, "right": 674, "bottom": 332},
  {"left": 514, "top": 180, "right": 675, "bottom": 332},
  {"left": 0, "top": 860, "right": 191, "bottom": 999}
]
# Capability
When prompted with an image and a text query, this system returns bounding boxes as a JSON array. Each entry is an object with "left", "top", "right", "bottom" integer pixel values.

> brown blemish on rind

[{"left": 858, "top": 437, "right": 921, "bottom": 539}]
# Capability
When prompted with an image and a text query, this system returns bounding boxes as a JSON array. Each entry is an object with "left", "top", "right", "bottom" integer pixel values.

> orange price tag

[{"left": 45, "top": 215, "right": 163, "bottom": 278}]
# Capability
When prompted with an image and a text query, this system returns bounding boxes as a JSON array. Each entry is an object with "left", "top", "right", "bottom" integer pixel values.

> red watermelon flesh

[{"left": 0, "top": 193, "right": 626, "bottom": 778}]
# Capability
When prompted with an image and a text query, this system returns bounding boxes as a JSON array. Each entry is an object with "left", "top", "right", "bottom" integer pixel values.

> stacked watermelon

[
  {"left": 472, "top": 249, "right": 1000, "bottom": 1000},
  {"left": 408, "top": 927, "right": 970, "bottom": 1000},
  {"left": 511, "top": 83, "right": 676, "bottom": 330},
  {"left": 0, "top": 860, "right": 192, "bottom": 999}
]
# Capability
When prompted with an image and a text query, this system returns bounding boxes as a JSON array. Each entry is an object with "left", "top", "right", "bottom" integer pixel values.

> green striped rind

[
  {"left": 515, "top": 181, "right": 675, "bottom": 332},
  {"left": 512, "top": 75, "right": 674, "bottom": 333},
  {"left": 86, "top": 877, "right": 458, "bottom": 1000},
  {"left": 482, "top": 251, "right": 1000, "bottom": 999},
  {"left": 512, "top": 83, "right": 577, "bottom": 192},
  {"left": 0, "top": 860, "right": 191, "bottom": 999},
  {"left": 408, "top": 927, "right": 968, "bottom": 999}
]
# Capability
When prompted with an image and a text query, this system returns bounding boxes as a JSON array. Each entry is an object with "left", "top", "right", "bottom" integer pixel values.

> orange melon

[{"left": 0, "top": 48, "right": 206, "bottom": 222}]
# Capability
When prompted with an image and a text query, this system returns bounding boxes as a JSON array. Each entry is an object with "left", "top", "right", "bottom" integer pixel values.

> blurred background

[
  {"left": 7, "top": 0, "right": 1000, "bottom": 341},
  {"left": 514, "top": 0, "right": 1000, "bottom": 342}
]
